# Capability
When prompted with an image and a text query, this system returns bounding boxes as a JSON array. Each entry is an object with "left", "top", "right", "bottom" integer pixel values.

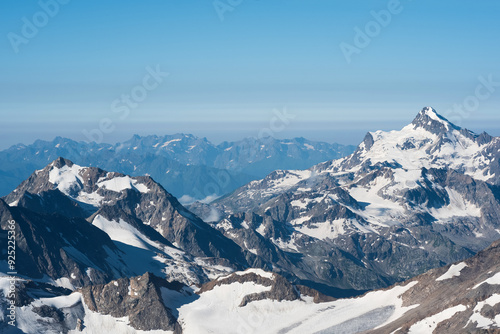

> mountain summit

[
  {"left": 333, "top": 107, "right": 500, "bottom": 184},
  {"left": 411, "top": 107, "right": 459, "bottom": 134}
]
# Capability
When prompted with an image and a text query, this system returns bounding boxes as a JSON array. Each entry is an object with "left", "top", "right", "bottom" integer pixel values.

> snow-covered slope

[
  {"left": 4, "top": 238, "right": 500, "bottom": 333},
  {"left": 208, "top": 107, "right": 500, "bottom": 292}
]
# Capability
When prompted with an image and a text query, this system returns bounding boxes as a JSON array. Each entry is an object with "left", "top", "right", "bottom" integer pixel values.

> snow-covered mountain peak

[
  {"left": 418, "top": 106, "right": 443, "bottom": 121},
  {"left": 5, "top": 157, "right": 157, "bottom": 209},
  {"left": 48, "top": 158, "right": 151, "bottom": 198},
  {"left": 48, "top": 160, "right": 86, "bottom": 196},
  {"left": 328, "top": 107, "right": 500, "bottom": 184},
  {"left": 410, "top": 106, "right": 458, "bottom": 134},
  {"left": 351, "top": 107, "right": 458, "bottom": 161}
]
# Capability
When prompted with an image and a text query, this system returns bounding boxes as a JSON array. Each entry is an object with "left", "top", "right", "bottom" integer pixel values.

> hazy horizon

[
  {"left": 1, "top": 116, "right": 500, "bottom": 151},
  {"left": 1, "top": 1, "right": 499, "bottom": 150}
]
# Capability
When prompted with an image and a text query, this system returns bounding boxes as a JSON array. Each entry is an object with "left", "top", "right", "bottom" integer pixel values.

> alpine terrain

[{"left": 0, "top": 107, "right": 499, "bottom": 333}]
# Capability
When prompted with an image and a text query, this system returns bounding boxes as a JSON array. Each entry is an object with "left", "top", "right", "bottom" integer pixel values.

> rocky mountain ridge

[{"left": 1, "top": 157, "right": 258, "bottom": 288}]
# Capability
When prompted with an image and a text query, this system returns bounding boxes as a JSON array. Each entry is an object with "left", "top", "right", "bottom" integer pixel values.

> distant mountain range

[
  {"left": 1, "top": 107, "right": 500, "bottom": 333},
  {"left": 0, "top": 135, "right": 355, "bottom": 201}
]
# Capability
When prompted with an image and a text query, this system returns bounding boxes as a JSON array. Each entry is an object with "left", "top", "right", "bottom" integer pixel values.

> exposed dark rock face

[
  {"left": 79, "top": 272, "right": 184, "bottom": 333},
  {"left": 15, "top": 189, "right": 89, "bottom": 218},
  {"left": 0, "top": 198, "right": 119, "bottom": 286},
  {"left": 32, "top": 305, "right": 65, "bottom": 322}
]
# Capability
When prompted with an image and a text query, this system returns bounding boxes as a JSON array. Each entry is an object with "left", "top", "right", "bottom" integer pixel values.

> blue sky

[{"left": 1, "top": 0, "right": 499, "bottom": 148}]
